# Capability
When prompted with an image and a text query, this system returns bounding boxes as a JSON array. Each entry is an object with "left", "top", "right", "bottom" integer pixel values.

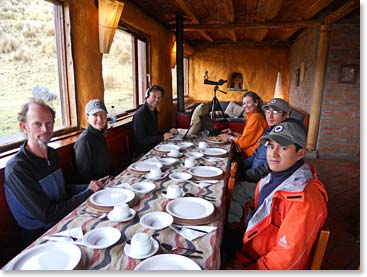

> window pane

[
  {"left": 103, "top": 29, "right": 134, "bottom": 112},
  {"left": 0, "top": 0, "right": 62, "bottom": 138},
  {"left": 137, "top": 39, "right": 147, "bottom": 106},
  {"left": 172, "top": 56, "right": 189, "bottom": 99}
]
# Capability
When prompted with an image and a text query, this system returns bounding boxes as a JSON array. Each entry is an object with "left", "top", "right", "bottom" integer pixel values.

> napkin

[
  {"left": 170, "top": 225, "right": 217, "bottom": 241},
  {"left": 44, "top": 227, "right": 84, "bottom": 245}
]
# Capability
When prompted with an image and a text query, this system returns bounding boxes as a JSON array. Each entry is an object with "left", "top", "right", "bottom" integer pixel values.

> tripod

[{"left": 210, "top": 85, "right": 228, "bottom": 121}]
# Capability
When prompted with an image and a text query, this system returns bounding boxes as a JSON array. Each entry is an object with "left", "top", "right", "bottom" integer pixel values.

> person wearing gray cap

[
  {"left": 222, "top": 119, "right": 328, "bottom": 269},
  {"left": 74, "top": 99, "right": 114, "bottom": 183},
  {"left": 228, "top": 98, "right": 290, "bottom": 223}
]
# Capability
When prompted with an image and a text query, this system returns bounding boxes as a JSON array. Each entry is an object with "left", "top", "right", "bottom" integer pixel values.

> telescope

[{"left": 204, "top": 79, "right": 227, "bottom": 86}]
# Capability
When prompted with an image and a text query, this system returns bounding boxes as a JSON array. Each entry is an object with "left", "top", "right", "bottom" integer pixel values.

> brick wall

[
  {"left": 288, "top": 12, "right": 359, "bottom": 160},
  {"left": 318, "top": 13, "right": 360, "bottom": 160}
]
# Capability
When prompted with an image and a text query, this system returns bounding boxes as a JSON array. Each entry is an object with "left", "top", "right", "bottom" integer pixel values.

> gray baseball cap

[
  {"left": 262, "top": 98, "right": 289, "bottom": 113},
  {"left": 85, "top": 99, "right": 107, "bottom": 115},
  {"left": 258, "top": 120, "right": 307, "bottom": 148}
]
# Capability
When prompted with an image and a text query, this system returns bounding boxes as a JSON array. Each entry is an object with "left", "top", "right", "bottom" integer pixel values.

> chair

[
  {"left": 224, "top": 161, "right": 237, "bottom": 221},
  {"left": 309, "top": 229, "right": 330, "bottom": 270},
  {"left": 241, "top": 199, "right": 330, "bottom": 270}
]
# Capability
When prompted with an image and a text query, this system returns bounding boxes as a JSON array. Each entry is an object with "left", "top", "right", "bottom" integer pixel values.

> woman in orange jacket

[{"left": 220, "top": 91, "right": 267, "bottom": 157}]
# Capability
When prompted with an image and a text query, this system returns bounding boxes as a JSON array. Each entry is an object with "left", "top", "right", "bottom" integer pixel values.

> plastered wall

[{"left": 188, "top": 44, "right": 290, "bottom": 104}]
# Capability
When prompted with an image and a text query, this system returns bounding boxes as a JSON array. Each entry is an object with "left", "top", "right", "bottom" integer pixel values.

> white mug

[
  {"left": 130, "top": 232, "right": 152, "bottom": 257},
  {"left": 166, "top": 184, "right": 182, "bottom": 198},
  {"left": 198, "top": 141, "right": 207, "bottom": 149},
  {"left": 112, "top": 203, "right": 130, "bottom": 219},
  {"left": 184, "top": 158, "right": 195, "bottom": 168},
  {"left": 149, "top": 168, "right": 162, "bottom": 178}
]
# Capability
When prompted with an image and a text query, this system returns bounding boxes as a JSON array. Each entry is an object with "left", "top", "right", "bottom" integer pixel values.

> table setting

[{"left": 4, "top": 135, "right": 231, "bottom": 270}]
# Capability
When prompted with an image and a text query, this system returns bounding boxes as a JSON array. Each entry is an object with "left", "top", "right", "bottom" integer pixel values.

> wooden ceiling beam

[
  {"left": 223, "top": 0, "right": 235, "bottom": 23},
  {"left": 171, "top": 20, "right": 320, "bottom": 31},
  {"left": 303, "top": 0, "right": 334, "bottom": 19},
  {"left": 173, "top": 0, "right": 213, "bottom": 42},
  {"left": 223, "top": 0, "right": 236, "bottom": 42},
  {"left": 324, "top": 0, "right": 359, "bottom": 24},
  {"left": 257, "top": 0, "right": 285, "bottom": 20}
]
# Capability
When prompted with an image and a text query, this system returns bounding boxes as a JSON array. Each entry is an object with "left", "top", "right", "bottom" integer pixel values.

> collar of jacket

[{"left": 246, "top": 163, "right": 313, "bottom": 232}]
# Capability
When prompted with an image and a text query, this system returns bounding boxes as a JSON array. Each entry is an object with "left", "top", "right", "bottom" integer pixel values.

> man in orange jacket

[{"left": 222, "top": 119, "right": 328, "bottom": 269}]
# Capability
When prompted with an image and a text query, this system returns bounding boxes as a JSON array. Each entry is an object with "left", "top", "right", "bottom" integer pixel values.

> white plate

[
  {"left": 107, "top": 209, "right": 136, "bottom": 222},
  {"left": 186, "top": 152, "right": 204, "bottom": 160},
  {"left": 178, "top": 142, "right": 194, "bottom": 149},
  {"left": 124, "top": 237, "right": 159, "bottom": 260},
  {"left": 129, "top": 161, "right": 163, "bottom": 172},
  {"left": 130, "top": 181, "right": 156, "bottom": 194},
  {"left": 168, "top": 172, "right": 192, "bottom": 182},
  {"left": 89, "top": 188, "right": 135, "bottom": 207},
  {"left": 166, "top": 197, "right": 215, "bottom": 220},
  {"left": 134, "top": 254, "right": 202, "bottom": 270},
  {"left": 158, "top": 157, "right": 180, "bottom": 166},
  {"left": 167, "top": 152, "right": 183, "bottom": 158},
  {"left": 6, "top": 242, "right": 81, "bottom": 270},
  {"left": 202, "top": 148, "right": 228, "bottom": 156},
  {"left": 139, "top": 211, "right": 174, "bottom": 230},
  {"left": 154, "top": 144, "right": 180, "bottom": 153},
  {"left": 188, "top": 166, "right": 223, "bottom": 178},
  {"left": 83, "top": 227, "right": 121, "bottom": 249}
]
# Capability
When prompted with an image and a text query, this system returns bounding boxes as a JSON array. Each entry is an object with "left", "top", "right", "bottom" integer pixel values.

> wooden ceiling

[{"left": 127, "top": 0, "right": 359, "bottom": 46}]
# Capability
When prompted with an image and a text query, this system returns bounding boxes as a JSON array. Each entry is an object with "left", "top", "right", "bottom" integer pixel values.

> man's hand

[
  {"left": 170, "top": 128, "right": 178, "bottom": 135},
  {"left": 221, "top": 128, "right": 232, "bottom": 135},
  {"left": 163, "top": 132, "right": 174, "bottom": 140},
  {"left": 87, "top": 175, "right": 111, "bottom": 192}
]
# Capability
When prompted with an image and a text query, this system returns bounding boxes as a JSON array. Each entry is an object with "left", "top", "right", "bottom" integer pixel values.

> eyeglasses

[{"left": 264, "top": 109, "right": 282, "bottom": 114}]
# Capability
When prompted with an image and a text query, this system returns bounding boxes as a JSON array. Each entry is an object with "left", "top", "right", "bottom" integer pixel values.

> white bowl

[
  {"left": 139, "top": 211, "right": 174, "bottom": 230},
  {"left": 168, "top": 172, "right": 192, "bottom": 182},
  {"left": 83, "top": 227, "right": 121, "bottom": 249},
  {"left": 130, "top": 181, "right": 156, "bottom": 194}
]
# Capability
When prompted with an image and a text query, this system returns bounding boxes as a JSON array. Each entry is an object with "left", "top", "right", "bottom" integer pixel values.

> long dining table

[{"left": 4, "top": 135, "right": 232, "bottom": 270}]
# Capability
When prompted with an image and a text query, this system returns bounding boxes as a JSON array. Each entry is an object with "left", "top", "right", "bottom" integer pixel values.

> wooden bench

[{"left": 0, "top": 123, "right": 133, "bottom": 267}]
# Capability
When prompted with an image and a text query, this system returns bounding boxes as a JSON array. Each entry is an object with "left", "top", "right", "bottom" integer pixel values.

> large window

[
  {"left": 0, "top": 0, "right": 74, "bottom": 149},
  {"left": 103, "top": 28, "right": 149, "bottom": 113}
]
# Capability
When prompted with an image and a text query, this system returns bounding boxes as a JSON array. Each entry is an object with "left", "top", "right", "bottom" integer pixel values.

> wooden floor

[{"left": 306, "top": 158, "right": 360, "bottom": 270}]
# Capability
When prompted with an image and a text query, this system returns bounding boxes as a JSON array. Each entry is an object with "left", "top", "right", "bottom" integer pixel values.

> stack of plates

[
  {"left": 134, "top": 254, "right": 201, "bottom": 270},
  {"left": 87, "top": 188, "right": 136, "bottom": 212},
  {"left": 188, "top": 166, "right": 223, "bottom": 180},
  {"left": 154, "top": 144, "right": 180, "bottom": 153},
  {"left": 165, "top": 197, "right": 215, "bottom": 225},
  {"left": 128, "top": 161, "right": 162, "bottom": 174},
  {"left": 201, "top": 148, "right": 228, "bottom": 157},
  {"left": 6, "top": 242, "right": 81, "bottom": 270}
]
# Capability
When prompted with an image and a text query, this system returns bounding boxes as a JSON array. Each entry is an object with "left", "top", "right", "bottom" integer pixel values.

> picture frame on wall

[{"left": 338, "top": 64, "right": 358, "bottom": 84}]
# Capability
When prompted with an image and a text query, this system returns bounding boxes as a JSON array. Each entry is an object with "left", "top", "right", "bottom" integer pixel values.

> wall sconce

[{"left": 97, "top": 0, "right": 124, "bottom": 54}]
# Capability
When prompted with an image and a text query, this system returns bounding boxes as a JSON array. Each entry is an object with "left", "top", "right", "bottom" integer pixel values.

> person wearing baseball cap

[
  {"left": 228, "top": 98, "right": 290, "bottom": 223},
  {"left": 223, "top": 119, "right": 328, "bottom": 269},
  {"left": 132, "top": 85, "right": 177, "bottom": 157},
  {"left": 74, "top": 99, "right": 114, "bottom": 183}
]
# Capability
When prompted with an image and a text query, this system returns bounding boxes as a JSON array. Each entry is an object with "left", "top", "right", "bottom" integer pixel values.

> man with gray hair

[{"left": 4, "top": 99, "right": 107, "bottom": 247}]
